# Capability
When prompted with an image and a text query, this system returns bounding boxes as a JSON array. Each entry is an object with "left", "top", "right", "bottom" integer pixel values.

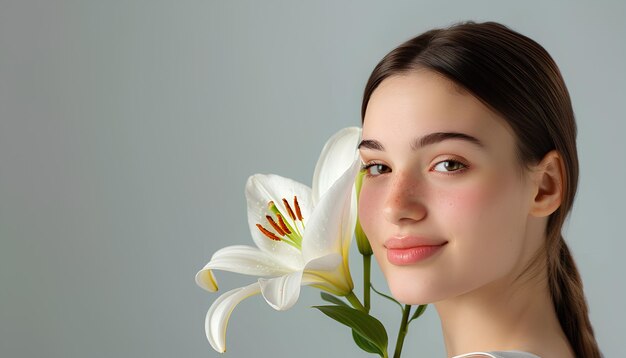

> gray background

[{"left": 1, "top": 1, "right": 624, "bottom": 357}]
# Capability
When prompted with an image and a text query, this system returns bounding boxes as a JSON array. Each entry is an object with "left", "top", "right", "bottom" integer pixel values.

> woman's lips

[{"left": 385, "top": 236, "right": 447, "bottom": 265}]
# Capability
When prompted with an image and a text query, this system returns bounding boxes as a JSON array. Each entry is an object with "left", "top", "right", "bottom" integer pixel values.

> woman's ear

[{"left": 529, "top": 150, "right": 565, "bottom": 217}]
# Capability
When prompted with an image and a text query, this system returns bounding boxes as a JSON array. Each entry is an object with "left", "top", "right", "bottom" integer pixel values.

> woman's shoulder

[{"left": 452, "top": 351, "right": 541, "bottom": 358}]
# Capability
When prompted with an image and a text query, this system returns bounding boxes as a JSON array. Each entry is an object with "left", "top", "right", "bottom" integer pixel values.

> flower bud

[{"left": 355, "top": 169, "right": 373, "bottom": 256}]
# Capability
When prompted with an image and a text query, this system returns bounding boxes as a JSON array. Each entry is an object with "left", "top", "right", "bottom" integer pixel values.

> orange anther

[
  {"left": 293, "top": 196, "right": 303, "bottom": 221},
  {"left": 256, "top": 224, "right": 281, "bottom": 241},
  {"left": 277, "top": 214, "right": 292, "bottom": 235},
  {"left": 282, "top": 198, "right": 296, "bottom": 221},
  {"left": 266, "top": 215, "right": 286, "bottom": 236}
]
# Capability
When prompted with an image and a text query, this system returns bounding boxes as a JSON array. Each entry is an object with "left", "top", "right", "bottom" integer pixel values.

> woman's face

[{"left": 359, "top": 71, "right": 540, "bottom": 304}]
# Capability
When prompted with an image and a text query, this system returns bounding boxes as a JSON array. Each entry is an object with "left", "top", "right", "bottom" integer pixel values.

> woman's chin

[{"left": 387, "top": 280, "right": 436, "bottom": 306}]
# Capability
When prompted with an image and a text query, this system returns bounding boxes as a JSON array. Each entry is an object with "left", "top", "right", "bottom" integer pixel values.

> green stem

[
  {"left": 345, "top": 291, "right": 366, "bottom": 312},
  {"left": 363, "top": 254, "right": 371, "bottom": 313},
  {"left": 393, "top": 305, "right": 411, "bottom": 358}
]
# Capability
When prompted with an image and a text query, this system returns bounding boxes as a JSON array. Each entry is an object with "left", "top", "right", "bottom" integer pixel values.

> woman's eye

[
  {"left": 362, "top": 163, "right": 391, "bottom": 177},
  {"left": 432, "top": 160, "right": 467, "bottom": 173}
]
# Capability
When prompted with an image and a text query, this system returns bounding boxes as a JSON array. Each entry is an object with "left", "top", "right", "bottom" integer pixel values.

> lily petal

[
  {"left": 205, "top": 282, "right": 261, "bottom": 353},
  {"left": 342, "top": 178, "right": 359, "bottom": 261},
  {"left": 245, "top": 174, "right": 311, "bottom": 268},
  {"left": 301, "top": 156, "right": 361, "bottom": 262},
  {"left": 195, "top": 245, "right": 293, "bottom": 292},
  {"left": 258, "top": 271, "right": 304, "bottom": 311},
  {"left": 305, "top": 252, "right": 342, "bottom": 271},
  {"left": 195, "top": 267, "right": 218, "bottom": 292},
  {"left": 302, "top": 253, "right": 353, "bottom": 296},
  {"left": 311, "top": 127, "right": 361, "bottom": 204}
]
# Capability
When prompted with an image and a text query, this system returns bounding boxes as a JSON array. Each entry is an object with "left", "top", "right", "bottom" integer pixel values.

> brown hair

[{"left": 361, "top": 21, "right": 601, "bottom": 357}]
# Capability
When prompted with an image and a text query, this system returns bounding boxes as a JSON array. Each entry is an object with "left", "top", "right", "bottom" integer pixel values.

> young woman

[{"left": 357, "top": 22, "right": 602, "bottom": 358}]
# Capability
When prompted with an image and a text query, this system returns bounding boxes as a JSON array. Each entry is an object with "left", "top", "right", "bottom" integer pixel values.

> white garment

[{"left": 452, "top": 351, "right": 541, "bottom": 358}]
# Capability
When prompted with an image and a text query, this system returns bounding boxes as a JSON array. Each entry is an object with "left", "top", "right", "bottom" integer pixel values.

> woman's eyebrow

[
  {"left": 412, "top": 132, "right": 484, "bottom": 150},
  {"left": 358, "top": 132, "right": 485, "bottom": 151},
  {"left": 357, "top": 139, "right": 385, "bottom": 151}
]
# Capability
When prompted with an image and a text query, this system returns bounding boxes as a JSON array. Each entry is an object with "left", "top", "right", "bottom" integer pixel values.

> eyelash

[
  {"left": 360, "top": 158, "right": 469, "bottom": 178},
  {"left": 360, "top": 162, "right": 387, "bottom": 178}
]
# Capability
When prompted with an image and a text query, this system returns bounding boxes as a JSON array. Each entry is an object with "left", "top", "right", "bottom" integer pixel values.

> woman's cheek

[
  {"left": 430, "top": 179, "right": 503, "bottom": 241},
  {"left": 445, "top": 171, "right": 507, "bottom": 210},
  {"left": 435, "top": 175, "right": 521, "bottom": 248},
  {"left": 441, "top": 186, "right": 491, "bottom": 217},
  {"left": 358, "top": 183, "right": 384, "bottom": 244}
]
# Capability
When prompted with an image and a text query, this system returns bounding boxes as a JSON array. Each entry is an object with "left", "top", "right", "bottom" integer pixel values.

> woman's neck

[{"left": 434, "top": 266, "right": 574, "bottom": 358}]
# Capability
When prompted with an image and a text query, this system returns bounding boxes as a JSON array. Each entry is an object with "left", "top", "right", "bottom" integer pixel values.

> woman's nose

[{"left": 383, "top": 171, "right": 427, "bottom": 225}]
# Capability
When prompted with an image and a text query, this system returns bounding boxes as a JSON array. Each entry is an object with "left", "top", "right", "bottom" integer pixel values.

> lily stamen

[
  {"left": 266, "top": 215, "right": 286, "bottom": 236},
  {"left": 293, "top": 196, "right": 303, "bottom": 221},
  {"left": 293, "top": 196, "right": 305, "bottom": 230},
  {"left": 276, "top": 214, "right": 292, "bottom": 235},
  {"left": 257, "top": 222, "right": 300, "bottom": 250},
  {"left": 283, "top": 197, "right": 304, "bottom": 238},
  {"left": 255, "top": 224, "right": 281, "bottom": 241},
  {"left": 282, "top": 198, "right": 297, "bottom": 221},
  {"left": 266, "top": 199, "right": 303, "bottom": 248}
]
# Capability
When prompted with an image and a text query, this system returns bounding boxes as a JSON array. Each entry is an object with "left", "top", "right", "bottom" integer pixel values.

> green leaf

[
  {"left": 320, "top": 292, "right": 350, "bottom": 308},
  {"left": 313, "top": 305, "right": 388, "bottom": 357},
  {"left": 352, "top": 329, "right": 382, "bottom": 355},
  {"left": 371, "top": 283, "right": 403, "bottom": 311},
  {"left": 408, "top": 304, "right": 428, "bottom": 324}
]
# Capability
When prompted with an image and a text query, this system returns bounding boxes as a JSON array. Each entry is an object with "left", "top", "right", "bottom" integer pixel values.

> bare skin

[
  {"left": 358, "top": 70, "right": 574, "bottom": 357},
  {"left": 435, "top": 246, "right": 573, "bottom": 357}
]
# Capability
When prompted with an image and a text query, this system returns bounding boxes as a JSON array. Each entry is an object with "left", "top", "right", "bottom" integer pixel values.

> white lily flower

[{"left": 195, "top": 127, "right": 362, "bottom": 353}]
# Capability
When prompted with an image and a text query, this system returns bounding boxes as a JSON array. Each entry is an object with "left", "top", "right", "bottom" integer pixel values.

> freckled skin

[{"left": 359, "top": 71, "right": 540, "bottom": 305}]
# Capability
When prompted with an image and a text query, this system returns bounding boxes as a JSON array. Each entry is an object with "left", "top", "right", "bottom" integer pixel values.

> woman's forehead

[{"left": 361, "top": 72, "right": 520, "bottom": 159}]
